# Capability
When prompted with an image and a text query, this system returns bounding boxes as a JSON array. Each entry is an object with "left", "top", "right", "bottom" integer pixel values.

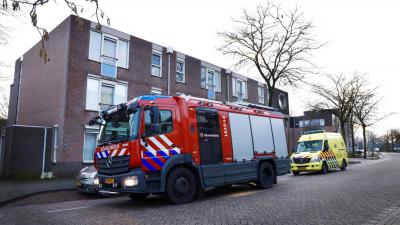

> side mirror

[
  {"left": 324, "top": 142, "right": 329, "bottom": 151},
  {"left": 141, "top": 133, "right": 148, "bottom": 147},
  {"left": 150, "top": 106, "right": 159, "bottom": 125},
  {"left": 88, "top": 119, "right": 96, "bottom": 126}
]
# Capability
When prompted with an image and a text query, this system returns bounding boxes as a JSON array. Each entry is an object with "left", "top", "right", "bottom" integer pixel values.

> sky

[{"left": 0, "top": 0, "right": 399, "bottom": 136}]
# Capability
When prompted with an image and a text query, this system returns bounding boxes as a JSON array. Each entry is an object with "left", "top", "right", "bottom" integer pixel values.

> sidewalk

[
  {"left": 0, "top": 178, "right": 75, "bottom": 205},
  {"left": 349, "top": 152, "right": 386, "bottom": 165}
]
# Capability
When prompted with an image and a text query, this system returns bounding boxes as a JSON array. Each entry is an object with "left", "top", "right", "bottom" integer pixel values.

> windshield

[
  {"left": 98, "top": 109, "right": 140, "bottom": 144},
  {"left": 296, "top": 140, "right": 323, "bottom": 153}
]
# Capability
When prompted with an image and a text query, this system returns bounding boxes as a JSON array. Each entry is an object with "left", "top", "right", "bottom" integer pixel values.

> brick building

[
  {"left": 288, "top": 110, "right": 340, "bottom": 152},
  {"left": 5, "top": 15, "right": 289, "bottom": 177}
]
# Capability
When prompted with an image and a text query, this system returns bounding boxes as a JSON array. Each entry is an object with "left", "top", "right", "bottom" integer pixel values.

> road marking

[
  {"left": 224, "top": 190, "right": 258, "bottom": 198},
  {"left": 46, "top": 206, "right": 90, "bottom": 213}
]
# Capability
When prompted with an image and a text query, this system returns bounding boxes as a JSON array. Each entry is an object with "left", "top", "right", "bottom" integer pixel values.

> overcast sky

[{"left": 0, "top": 0, "right": 399, "bottom": 135}]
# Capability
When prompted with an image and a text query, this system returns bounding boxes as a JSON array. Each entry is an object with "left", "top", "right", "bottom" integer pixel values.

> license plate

[
  {"left": 105, "top": 178, "right": 114, "bottom": 184},
  {"left": 76, "top": 181, "right": 82, "bottom": 187}
]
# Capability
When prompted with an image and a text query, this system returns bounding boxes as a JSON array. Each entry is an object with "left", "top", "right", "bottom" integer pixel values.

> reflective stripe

[
  {"left": 119, "top": 148, "right": 127, "bottom": 156},
  {"left": 149, "top": 137, "right": 168, "bottom": 151},
  {"left": 111, "top": 150, "right": 117, "bottom": 157},
  {"left": 159, "top": 134, "right": 173, "bottom": 146},
  {"left": 101, "top": 151, "right": 107, "bottom": 158}
]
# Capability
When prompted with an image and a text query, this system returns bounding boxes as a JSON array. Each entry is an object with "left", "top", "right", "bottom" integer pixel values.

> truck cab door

[{"left": 140, "top": 107, "right": 182, "bottom": 172}]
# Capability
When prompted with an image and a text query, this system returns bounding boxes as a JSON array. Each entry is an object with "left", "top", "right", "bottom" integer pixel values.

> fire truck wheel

[
  {"left": 256, "top": 162, "right": 274, "bottom": 189},
  {"left": 129, "top": 193, "right": 149, "bottom": 200},
  {"left": 166, "top": 167, "right": 197, "bottom": 204}
]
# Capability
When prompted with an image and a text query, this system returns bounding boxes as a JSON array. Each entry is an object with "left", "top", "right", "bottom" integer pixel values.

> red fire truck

[{"left": 90, "top": 95, "right": 290, "bottom": 204}]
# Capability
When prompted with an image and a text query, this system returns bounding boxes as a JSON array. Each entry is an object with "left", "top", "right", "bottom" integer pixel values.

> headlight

[
  {"left": 93, "top": 177, "right": 99, "bottom": 185},
  {"left": 123, "top": 176, "right": 138, "bottom": 187},
  {"left": 310, "top": 156, "right": 321, "bottom": 162}
]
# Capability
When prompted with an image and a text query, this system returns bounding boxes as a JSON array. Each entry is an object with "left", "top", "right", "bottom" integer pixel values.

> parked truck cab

[
  {"left": 290, "top": 131, "right": 348, "bottom": 175},
  {"left": 91, "top": 95, "right": 291, "bottom": 204}
]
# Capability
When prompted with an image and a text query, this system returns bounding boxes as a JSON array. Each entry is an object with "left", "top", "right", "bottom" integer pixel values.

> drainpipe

[
  {"left": 15, "top": 56, "right": 23, "bottom": 125},
  {"left": 166, "top": 46, "right": 174, "bottom": 96},
  {"left": 41, "top": 128, "right": 47, "bottom": 179},
  {"left": 226, "top": 69, "right": 231, "bottom": 102}
]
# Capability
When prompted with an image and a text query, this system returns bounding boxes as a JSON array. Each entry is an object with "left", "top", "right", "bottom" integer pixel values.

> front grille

[
  {"left": 97, "top": 155, "right": 130, "bottom": 175},
  {"left": 293, "top": 158, "right": 311, "bottom": 164}
]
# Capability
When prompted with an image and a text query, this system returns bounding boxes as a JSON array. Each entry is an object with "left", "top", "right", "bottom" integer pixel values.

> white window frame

[
  {"left": 100, "top": 34, "right": 118, "bottom": 78},
  {"left": 100, "top": 83, "right": 115, "bottom": 109},
  {"left": 86, "top": 75, "right": 128, "bottom": 112},
  {"left": 89, "top": 30, "right": 129, "bottom": 70},
  {"left": 83, "top": 127, "right": 99, "bottom": 163},
  {"left": 176, "top": 58, "right": 185, "bottom": 83},
  {"left": 201, "top": 67, "right": 221, "bottom": 92},
  {"left": 151, "top": 87, "right": 162, "bottom": 95},
  {"left": 151, "top": 50, "right": 162, "bottom": 77},
  {"left": 52, "top": 125, "right": 58, "bottom": 163},
  {"left": 232, "top": 77, "right": 248, "bottom": 100},
  {"left": 258, "top": 85, "right": 265, "bottom": 104}
]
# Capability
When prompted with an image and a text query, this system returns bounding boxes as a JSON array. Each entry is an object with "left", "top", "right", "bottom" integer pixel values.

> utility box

[{"left": 0, "top": 125, "right": 53, "bottom": 179}]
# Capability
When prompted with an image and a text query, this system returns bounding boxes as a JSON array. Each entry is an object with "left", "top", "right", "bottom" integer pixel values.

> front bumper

[
  {"left": 291, "top": 162, "right": 323, "bottom": 172},
  {"left": 96, "top": 168, "right": 148, "bottom": 193},
  {"left": 75, "top": 178, "right": 97, "bottom": 193}
]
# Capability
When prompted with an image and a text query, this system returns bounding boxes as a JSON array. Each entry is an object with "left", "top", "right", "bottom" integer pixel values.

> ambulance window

[{"left": 144, "top": 110, "right": 173, "bottom": 135}]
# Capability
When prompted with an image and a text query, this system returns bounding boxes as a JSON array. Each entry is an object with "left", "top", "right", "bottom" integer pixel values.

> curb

[{"left": 0, "top": 188, "right": 75, "bottom": 208}]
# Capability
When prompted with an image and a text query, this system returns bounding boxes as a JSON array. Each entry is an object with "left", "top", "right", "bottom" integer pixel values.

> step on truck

[{"left": 90, "top": 95, "right": 291, "bottom": 204}]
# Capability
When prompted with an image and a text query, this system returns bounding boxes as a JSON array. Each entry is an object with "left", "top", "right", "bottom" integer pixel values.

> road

[{"left": 1, "top": 153, "right": 400, "bottom": 225}]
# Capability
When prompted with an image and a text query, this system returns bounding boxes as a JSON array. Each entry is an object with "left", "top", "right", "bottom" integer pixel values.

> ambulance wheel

[
  {"left": 166, "top": 167, "right": 197, "bottom": 204},
  {"left": 129, "top": 193, "right": 149, "bottom": 200},
  {"left": 321, "top": 162, "right": 328, "bottom": 174},
  {"left": 341, "top": 159, "right": 347, "bottom": 171},
  {"left": 256, "top": 162, "right": 274, "bottom": 189},
  {"left": 292, "top": 171, "right": 300, "bottom": 176}
]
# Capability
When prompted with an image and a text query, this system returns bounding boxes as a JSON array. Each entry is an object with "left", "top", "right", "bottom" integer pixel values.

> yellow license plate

[
  {"left": 105, "top": 178, "right": 114, "bottom": 184},
  {"left": 76, "top": 181, "right": 81, "bottom": 186}
]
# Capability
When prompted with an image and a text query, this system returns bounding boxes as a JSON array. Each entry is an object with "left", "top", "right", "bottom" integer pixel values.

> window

[
  {"left": 144, "top": 110, "right": 173, "bottom": 136},
  {"left": 52, "top": 126, "right": 58, "bottom": 163},
  {"left": 258, "top": 85, "right": 265, "bottom": 104},
  {"left": 101, "top": 37, "right": 117, "bottom": 77},
  {"left": 232, "top": 77, "right": 247, "bottom": 100},
  {"left": 100, "top": 85, "right": 114, "bottom": 110},
  {"left": 83, "top": 128, "right": 99, "bottom": 163},
  {"left": 151, "top": 50, "right": 162, "bottom": 77},
  {"left": 151, "top": 87, "right": 162, "bottom": 95},
  {"left": 86, "top": 77, "right": 127, "bottom": 111},
  {"left": 176, "top": 58, "right": 185, "bottom": 83},
  {"left": 200, "top": 67, "right": 221, "bottom": 92},
  {"left": 320, "top": 119, "right": 325, "bottom": 126},
  {"left": 88, "top": 30, "right": 129, "bottom": 72}
]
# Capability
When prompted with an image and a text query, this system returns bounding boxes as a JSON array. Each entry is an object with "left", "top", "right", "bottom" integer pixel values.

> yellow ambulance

[{"left": 290, "top": 131, "right": 348, "bottom": 175}]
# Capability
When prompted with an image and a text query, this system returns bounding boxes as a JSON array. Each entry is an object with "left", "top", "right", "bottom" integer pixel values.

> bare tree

[
  {"left": 1, "top": 0, "right": 109, "bottom": 62},
  {"left": 366, "top": 130, "right": 378, "bottom": 156},
  {"left": 353, "top": 79, "right": 391, "bottom": 159},
  {"left": 0, "top": 90, "right": 8, "bottom": 119},
  {"left": 218, "top": 2, "right": 322, "bottom": 106},
  {"left": 308, "top": 73, "right": 364, "bottom": 144}
]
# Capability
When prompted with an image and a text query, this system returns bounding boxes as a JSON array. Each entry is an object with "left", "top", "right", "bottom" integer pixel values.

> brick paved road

[{"left": 1, "top": 153, "right": 399, "bottom": 225}]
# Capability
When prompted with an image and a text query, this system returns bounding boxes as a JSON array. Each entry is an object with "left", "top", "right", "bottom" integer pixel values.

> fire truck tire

[
  {"left": 256, "top": 162, "right": 274, "bottom": 189},
  {"left": 129, "top": 193, "right": 149, "bottom": 200},
  {"left": 166, "top": 167, "right": 197, "bottom": 204}
]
